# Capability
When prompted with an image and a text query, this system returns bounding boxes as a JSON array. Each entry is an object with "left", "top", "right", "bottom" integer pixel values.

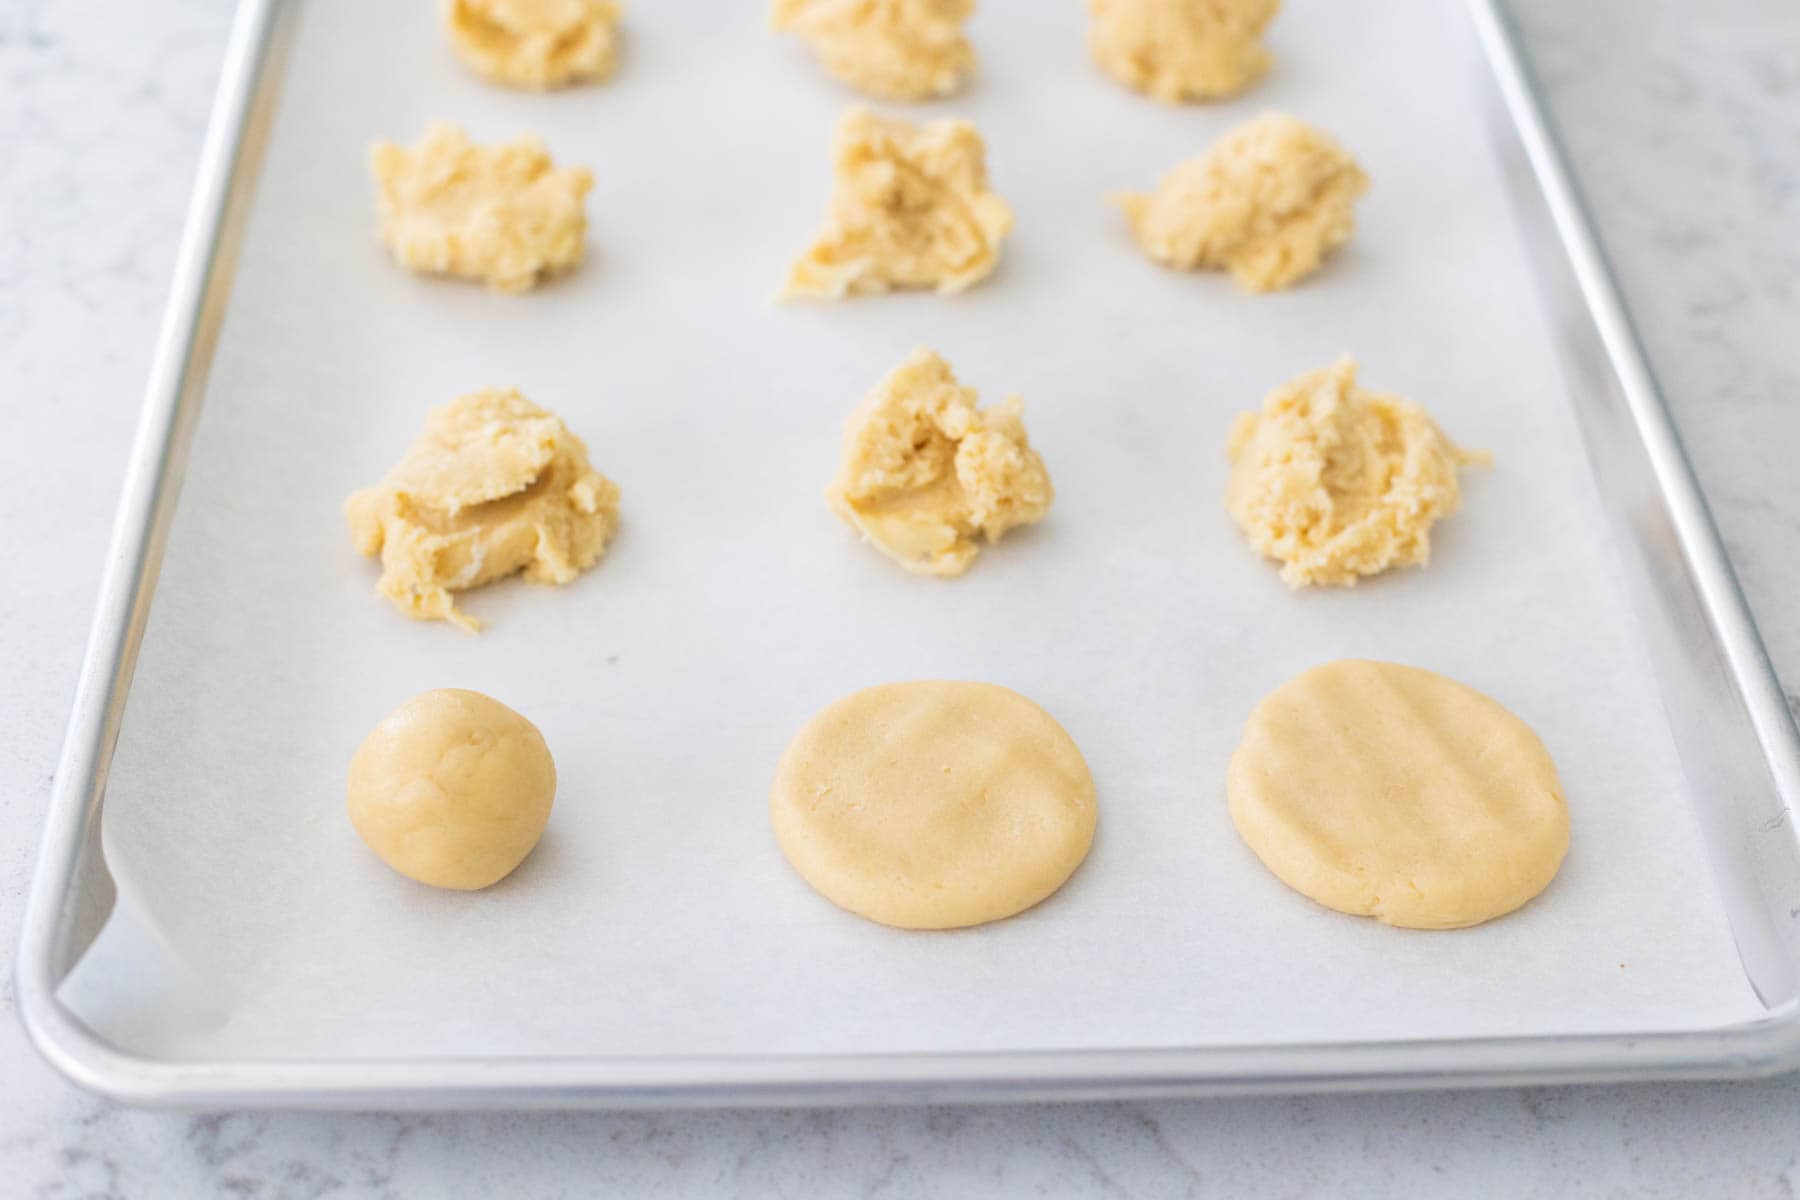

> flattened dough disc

[
  {"left": 771, "top": 681, "right": 1097, "bottom": 930},
  {"left": 1228, "top": 659, "right": 1569, "bottom": 930}
]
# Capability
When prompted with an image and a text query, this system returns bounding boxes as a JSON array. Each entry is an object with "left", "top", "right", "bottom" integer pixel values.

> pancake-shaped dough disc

[
  {"left": 771, "top": 681, "right": 1097, "bottom": 929},
  {"left": 1228, "top": 659, "right": 1569, "bottom": 929}
]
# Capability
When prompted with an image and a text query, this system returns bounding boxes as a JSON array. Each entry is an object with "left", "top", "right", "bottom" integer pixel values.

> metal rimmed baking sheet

[{"left": 18, "top": 0, "right": 1800, "bottom": 1107}]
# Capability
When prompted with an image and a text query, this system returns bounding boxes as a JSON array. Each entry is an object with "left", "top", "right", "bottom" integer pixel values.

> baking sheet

[{"left": 59, "top": 0, "right": 1764, "bottom": 1063}]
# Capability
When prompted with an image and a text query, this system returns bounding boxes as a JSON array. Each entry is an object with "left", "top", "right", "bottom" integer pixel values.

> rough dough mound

[
  {"left": 1116, "top": 113, "right": 1368, "bottom": 292},
  {"left": 348, "top": 689, "right": 557, "bottom": 891},
  {"left": 1087, "top": 0, "right": 1279, "bottom": 102},
  {"left": 784, "top": 108, "right": 1012, "bottom": 298},
  {"left": 771, "top": 681, "right": 1098, "bottom": 929},
  {"left": 346, "top": 389, "right": 620, "bottom": 631},
  {"left": 1228, "top": 660, "right": 1569, "bottom": 929},
  {"left": 771, "top": 0, "right": 975, "bottom": 101},
  {"left": 1227, "top": 359, "right": 1485, "bottom": 588},
  {"left": 370, "top": 123, "right": 593, "bottom": 293},
  {"left": 446, "top": 0, "right": 623, "bottom": 89},
  {"left": 828, "top": 348, "right": 1052, "bottom": 576}
]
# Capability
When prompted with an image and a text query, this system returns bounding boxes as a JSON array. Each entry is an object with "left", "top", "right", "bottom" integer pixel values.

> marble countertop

[{"left": 3, "top": 0, "right": 1798, "bottom": 1194}]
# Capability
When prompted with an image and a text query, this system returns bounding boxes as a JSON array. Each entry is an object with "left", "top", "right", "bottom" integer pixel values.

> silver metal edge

[
  {"left": 12, "top": 0, "right": 290, "bottom": 1095},
  {"left": 17, "top": 0, "right": 1800, "bottom": 1108},
  {"left": 1471, "top": 5, "right": 1800, "bottom": 804},
  {"left": 1464, "top": 0, "right": 1800, "bottom": 1001}
]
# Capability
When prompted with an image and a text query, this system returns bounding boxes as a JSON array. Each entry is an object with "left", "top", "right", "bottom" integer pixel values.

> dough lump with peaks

[
  {"left": 371, "top": 124, "right": 593, "bottom": 293},
  {"left": 784, "top": 108, "right": 1012, "bottom": 298},
  {"left": 346, "top": 389, "right": 619, "bottom": 631},
  {"left": 827, "top": 348, "right": 1051, "bottom": 576},
  {"left": 1088, "top": 0, "right": 1280, "bottom": 102},
  {"left": 446, "top": 0, "right": 623, "bottom": 89},
  {"left": 1226, "top": 358, "right": 1486, "bottom": 588},
  {"left": 1117, "top": 113, "right": 1367, "bottom": 292},
  {"left": 771, "top": 0, "right": 975, "bottom": 101}
]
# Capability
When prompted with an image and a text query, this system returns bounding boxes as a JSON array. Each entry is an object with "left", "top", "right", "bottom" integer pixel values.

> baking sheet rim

[{"left": 17, "top": 0, "right": 1800, "bottom": 1107}]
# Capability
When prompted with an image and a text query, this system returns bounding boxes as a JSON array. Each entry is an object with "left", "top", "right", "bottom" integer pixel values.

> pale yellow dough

[
  {"left": 348, "top": 689, "right": 557, "bottom": 891},
  {"left": 346, "top": 389, "right": 620, "bottom": 631},
  {"left": 1117, "top": 113, "right": 1368, "bottom": 292},
  {"left": 370, "top": 124, "right": 593, "bottom": 293},
  {"left": 771, "top": 681, "right": 1097, "bottom": 929},
  {"left": 771, "top": 0, "right": 975, "bottom": 101},
  {"left": 1087, "top": 0, "right": 1280, "bottom": 102},
  {"left": 1227, "top": 358, "right": 1485, "bottom": 588},
  {"left": 445, "top": 0, "right": 622, "bottom": 89},
  {"left": 1228, "top": 660, "right": 1569, "bottom": 929},
  {"left": 784, "top": 108, "right": 1012, "bottom": 298},
  {"left": 827, "top": 348, "right": 1052, "bottom": 576}
]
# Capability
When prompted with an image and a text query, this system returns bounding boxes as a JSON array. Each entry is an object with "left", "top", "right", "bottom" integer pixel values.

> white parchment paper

[{"left": 63, "top": 0, "right": 1764, "bottom": 1061}]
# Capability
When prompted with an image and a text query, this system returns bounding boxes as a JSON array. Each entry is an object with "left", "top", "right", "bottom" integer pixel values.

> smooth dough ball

[
  {"left": 347, "top": 689, "right": 557, "bottom": 890},
  {"left": 827, "top": 348, "right": 1053, "bottom": 576},
  {"left": 1116, "top": 113, "right": 1368, "bottom": 292},
  {"left": 783, "top": 107, "right": 1013, "bottom": 299},
  {"left": 446, "top": 0, "right": 623, "bottom": 90},
  {"left": 1228, "top": 660, "right": 1570, "bottom": 930},
  {"left": 771, "top": 0, "right": 975, "bottom": 101},
  {"left": 370, "top": 123, "right": 593, "bottom": 293},
  {"left": 1227, "top": 357, "right": 1486, "bottom": 587},
  {"left": 1087, "top": 0, "right": 1280, "bottom": 103},
  {"left": 771, "top": 681, "right": 1097, "bottom": 929}
]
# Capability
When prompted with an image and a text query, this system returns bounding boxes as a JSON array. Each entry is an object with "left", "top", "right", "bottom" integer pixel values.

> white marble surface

[{"left": 2, "top": 0, "right": 1797, "bottom": 1194}]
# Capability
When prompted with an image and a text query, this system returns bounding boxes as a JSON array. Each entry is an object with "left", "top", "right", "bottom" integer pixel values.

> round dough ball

[
  {"left": 1228, "top": 660, "right": 1569, "bottom": 929},
  {"left": 771, "top": 681, "right": 1097, "bottom": 930},
  {"left": 347, "top": 689, "right": 556, "bottom": 890}
]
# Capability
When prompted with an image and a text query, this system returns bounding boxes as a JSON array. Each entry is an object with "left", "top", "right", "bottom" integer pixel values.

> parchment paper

[{"left": 61, "top": 0, "right": 1764, "bottom": 1062}]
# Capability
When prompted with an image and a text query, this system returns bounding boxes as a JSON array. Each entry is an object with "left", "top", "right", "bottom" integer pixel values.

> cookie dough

[
  {"left": 348, "top": 689, "right": 557, "bottom": 891},
  {"left": 346, "top": 389, "right": 620, "bottom": 631},
  {"left": 1116, "top": 113, "right": 1368, "bottom": 292},
  {"left": 1087, "top": 0, "right": 1279, "bottom": 102},
  {"left": 370, "top": 123, "right": 593, "bottom": 293},
  {"left": 827, "top": 348, "right": 1052, "bottom": 576},
  {"left": 771, "top": 0, "right": 975, "bottom": 101},
  {"left": 446, "top": 0, "right": 623, "bottom": 89},
  {"left": 1227, "top": 358, "right": 1485, "bottom": 588},
  {"left": 1228, "top": 660, "right": 1569, "bottom": 929},
  {"left": 783, "top": 108, "right": 1012, "bottom": 298},
  {"left": 771, "top": 681, "right": 1097, "bottom": 929}
]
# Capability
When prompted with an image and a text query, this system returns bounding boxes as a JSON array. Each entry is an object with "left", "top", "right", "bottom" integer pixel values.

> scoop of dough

[
  {"left": 348, "top": 689, "right": 557, "bottom": 891},
  {"left": 1116, "top": 113, "right": 1368, "bottom": 292},
  {"left": 370, "top": 123, "right": 593, "bottom": 293},
  {"left": 771, "top": 681, "right": 1098, "bottom": 929},
  {"left": 1087, "top": 0, "right": 1279, "bottom": 102},
  {"left": 783, "top": 107, "right": 1013, "bottom": 298},
  {"left": 827, "top": 348, "right": 1052, "bottom": 576},
  {"left": 1228, "top": 660, "right": 1569, "bottom": 929},
  {"left": 446, "top": 0, "right": 623, "bottom": 89},
  {"left": 771, "top": 0, "right": 975, "bottom": 101},
  {"left": 1226, "top": 358, "right": 1485, "bottom": 588},
  {"left": 346, "top": 389, "right": 620, "bottom": 631}
]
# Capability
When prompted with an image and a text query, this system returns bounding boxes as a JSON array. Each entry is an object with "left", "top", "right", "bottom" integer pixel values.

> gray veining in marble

[{"left": 3, "top": 0, "right": 1799, "bottom": 1195}]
